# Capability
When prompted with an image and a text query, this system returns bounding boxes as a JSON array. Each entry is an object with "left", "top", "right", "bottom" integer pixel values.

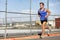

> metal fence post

[
  {"left": 30, "top": 0, "right": 32, "bottom": 28},
  {"left": 5, "top": 0, "right": 7, "bottom": 39}
]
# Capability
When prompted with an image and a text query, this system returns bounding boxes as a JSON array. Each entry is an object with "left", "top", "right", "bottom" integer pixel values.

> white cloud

[
  {"left": 49, "top": 1, "right": 60, "bottom": 7},
  {"left": 20, "top": 10, "right": 38, "bottom": 14},
  {"left": 49, "top": 1, "right": 60, "bottom": 15}
]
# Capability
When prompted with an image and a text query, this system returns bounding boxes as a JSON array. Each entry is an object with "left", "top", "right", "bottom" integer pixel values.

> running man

[{"left": 38, "top": 2, "right": 51, "bottom": 37}]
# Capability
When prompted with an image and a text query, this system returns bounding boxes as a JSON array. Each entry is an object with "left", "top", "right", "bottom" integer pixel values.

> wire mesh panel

[
  {"left": 31, "top": 0, "right": 47, "bottom": 28},
  {"left": 6, "top": 0, "right": 30, "bottom": 29},
  {"left": 49, "top": 0, "right": 60, "bottom": 28},
  {"left": 0, "top": 0, "right": 6, "bottom": 39}
]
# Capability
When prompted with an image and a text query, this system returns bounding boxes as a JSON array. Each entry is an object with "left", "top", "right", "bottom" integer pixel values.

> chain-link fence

[{"left": 0, "top": 0, "right": 60, "bottom": 39}]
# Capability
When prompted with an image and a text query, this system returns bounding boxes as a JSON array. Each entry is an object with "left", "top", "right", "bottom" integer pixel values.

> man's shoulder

[
  {"left": 38, "top": 8, "right": 40, "bottom": 11},
  {"left": 45, "top": 8, "right": 48, "bottom": 11}
]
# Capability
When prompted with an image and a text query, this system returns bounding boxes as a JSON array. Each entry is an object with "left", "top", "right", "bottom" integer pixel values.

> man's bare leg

[{"left": 41, "top": 22, "right": 47, "bottom": 36}]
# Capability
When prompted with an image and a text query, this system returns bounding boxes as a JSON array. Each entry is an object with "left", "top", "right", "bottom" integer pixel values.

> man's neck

[{"left": 40, "top": 7, "right": 44, "bottom": 10}]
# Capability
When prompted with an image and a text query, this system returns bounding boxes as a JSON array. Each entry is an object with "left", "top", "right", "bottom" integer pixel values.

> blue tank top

[{"left": 38, "top": 8, "right": 47, "bottom": 20}]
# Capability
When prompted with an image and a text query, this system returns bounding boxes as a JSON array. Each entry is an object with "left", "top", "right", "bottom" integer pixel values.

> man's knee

[{"left": 43, "top": 22, "right": 47, "bottom": 25}]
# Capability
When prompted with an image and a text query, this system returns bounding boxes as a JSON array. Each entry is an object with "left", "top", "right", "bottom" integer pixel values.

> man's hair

[{"left": 40, "top": 2, "right": 44, "bottom": 5}]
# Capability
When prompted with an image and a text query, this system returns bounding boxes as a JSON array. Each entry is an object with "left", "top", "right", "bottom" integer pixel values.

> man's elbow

[
  {"left": 49, "top": 12, "right": 50, "bottom": 14},
  {"left": 48, "top": 11, "right": 51, "bottom": 15},
  {"left": 38, "top": 15, "right": 40, "bottom": 17}
]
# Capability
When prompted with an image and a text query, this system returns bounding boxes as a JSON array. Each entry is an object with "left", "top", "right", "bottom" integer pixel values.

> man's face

[{"left": 40, "top": 4, "right": 44, "bottom": 8}]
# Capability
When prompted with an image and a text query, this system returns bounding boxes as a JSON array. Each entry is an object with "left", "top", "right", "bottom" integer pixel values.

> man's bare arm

[{"left": 45, "top": 8, "right": 51, "bottom": 18}]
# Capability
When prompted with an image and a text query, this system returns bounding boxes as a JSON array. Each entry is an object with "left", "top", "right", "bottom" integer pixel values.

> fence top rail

[{"left": 0, "top": 11, "right": 60, "bottom": 16}]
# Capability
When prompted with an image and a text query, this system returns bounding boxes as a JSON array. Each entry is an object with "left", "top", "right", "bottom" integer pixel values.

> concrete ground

[{"left": 27, "top": 36, "right": 60, "bottom": 40}]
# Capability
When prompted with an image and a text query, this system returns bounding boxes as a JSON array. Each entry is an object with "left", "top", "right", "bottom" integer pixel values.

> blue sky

[{"left": 0, "top": 0, "right": 60, "bottom": 23}]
